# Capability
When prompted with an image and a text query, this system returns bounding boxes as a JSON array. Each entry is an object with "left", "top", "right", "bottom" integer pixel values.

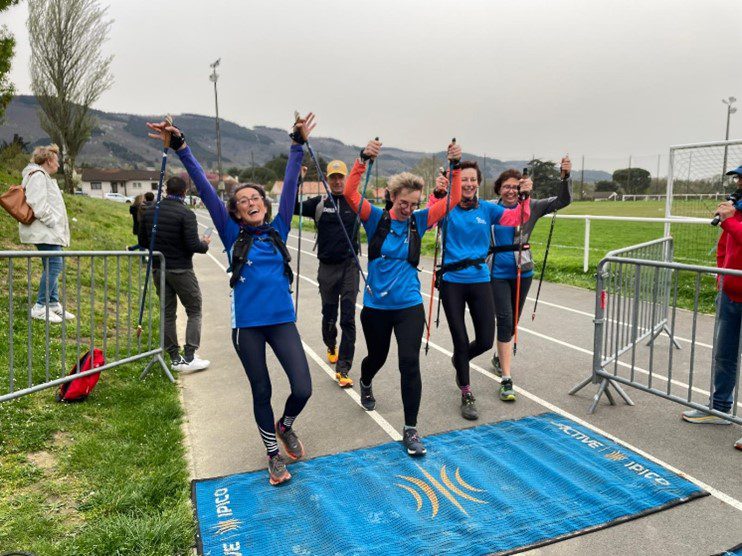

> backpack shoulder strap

[
  {"left": 314, "top": 196, "right": 326, "bottom": 224},
  {"left": 368, "top": 210, "right": 391, "bottom": 261},
  {"left": 407, "top": 213, "right": 421, "bottom": 268}
]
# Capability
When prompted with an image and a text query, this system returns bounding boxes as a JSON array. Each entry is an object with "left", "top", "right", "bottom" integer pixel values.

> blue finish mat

[{"left": 191, "top": 413, "right": 707, "bottom": 555}]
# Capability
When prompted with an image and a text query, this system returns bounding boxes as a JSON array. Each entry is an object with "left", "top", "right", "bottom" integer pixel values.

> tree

[
  {"left": 612, "top": 167, "right": 651, "bottom": 194},
  {"left": 0, "top": 0, "right": 20, "bottom": 121},
  {"left": 595, "top": 180, "right": 619, "bottom": 192},
  {"left": 529, "top": 158, "right": 562, "bottom": 199},
  {"left": 411, "top": 154, "right": 442, "bottom": 198},
  {"left": 28, "top": 0, "right": 114, "bottom": 192}
]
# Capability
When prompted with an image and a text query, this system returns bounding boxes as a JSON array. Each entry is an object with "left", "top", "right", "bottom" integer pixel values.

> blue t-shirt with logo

[
  {"left": 178, "top": 144, "right": 303, "bottom": 328},
  {"left": 440, "top": 201, "right": 509, "bottom": 284},
  {"left": 362, "top": 205, "right": 430, "bottom": 310}
]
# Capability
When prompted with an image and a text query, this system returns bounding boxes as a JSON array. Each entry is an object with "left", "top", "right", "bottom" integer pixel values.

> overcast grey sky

[{"left": 2, "top": 0, "right": 741, "bottom": 171}]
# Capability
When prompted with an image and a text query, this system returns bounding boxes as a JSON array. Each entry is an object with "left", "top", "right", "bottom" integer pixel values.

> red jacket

[{"left": 717, "top": 211, "right": 742, "bottom": 301}]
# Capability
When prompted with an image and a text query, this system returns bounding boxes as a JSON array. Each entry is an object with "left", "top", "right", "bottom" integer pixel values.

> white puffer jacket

[{"left": 18, "top": 164, "right": 70, "bottom": 247}]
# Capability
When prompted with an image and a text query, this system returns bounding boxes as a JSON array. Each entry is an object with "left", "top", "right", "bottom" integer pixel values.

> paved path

[{"left": 177, "top": 209, "right": 741, "bottom": 555}]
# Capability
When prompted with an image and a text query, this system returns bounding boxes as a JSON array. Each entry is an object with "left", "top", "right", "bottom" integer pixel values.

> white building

[{"left": 79, "top": 169, "right": 161, "bottom": 198}]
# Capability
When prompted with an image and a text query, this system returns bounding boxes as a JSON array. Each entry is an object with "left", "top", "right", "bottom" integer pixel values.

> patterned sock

[
  {"left": 279, "top": 415, "right": 296, "bottom": 431},
  {"left": 268, "top": 448, "right": 279, "bottom": 458},
  {"left": 460, "top": 384, "right": 472, "bottom": 396}
]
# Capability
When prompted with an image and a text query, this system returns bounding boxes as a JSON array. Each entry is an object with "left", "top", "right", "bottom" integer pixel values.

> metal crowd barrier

[
  {"left": 0, "top": 250, "right": 172, "bottom": 403},
  {"left": 571, "top": 239, "right": 742, "bottom": 425}
]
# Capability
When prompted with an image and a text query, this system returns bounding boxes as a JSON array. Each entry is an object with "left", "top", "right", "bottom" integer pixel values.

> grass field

[{"left": 0, "top": 195, "right": 194, "bottom": 555}]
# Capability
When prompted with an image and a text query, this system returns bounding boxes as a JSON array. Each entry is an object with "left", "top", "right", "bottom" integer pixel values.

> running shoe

[
  {"left": 178, "top": 354, "right": 210, "bottom": 373},
  {"left": 491, "top": 355, "right": 502, "bottom": 378},
  {"left": 336, "top": 370, "right": 353, "bottom": 388},
  {"left": 460, "top": 392, "right": 478, "bottom": 420},
  {"left": 48, "top": 302, "right": 75, "bottom": 320},
  {"left": 499, "top": 378, "right": 516, "bottom": 402},
  {"left": 276, "top": 422, "right": 305, "bottom": 460},
  {"left": 327, "top": 346, "right": 339, "bottom": 364},
  {"left": 268, "top": 454, "right": 291, "bottom": 486},
  {"left": 681, "top": 408, "right": 732, "bottom": 425},
  {"left": 360, "top": 382, "right": 376, "bottom": 411},
  {"left": 402, "top": 428, "right": 427, "bottom": 457},
  {"left": 30, "top": 303, "right": 63, "bottom": 323}
]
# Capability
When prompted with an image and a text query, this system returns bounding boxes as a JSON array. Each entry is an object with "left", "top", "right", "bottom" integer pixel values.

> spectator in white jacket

[{"left": 19, "top": 144, "right": 74, "bottom": 323}]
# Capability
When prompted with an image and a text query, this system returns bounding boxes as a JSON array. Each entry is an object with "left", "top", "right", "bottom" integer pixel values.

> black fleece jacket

[{"left": 138, "top": 196, "right": 208, "bottom": 269}]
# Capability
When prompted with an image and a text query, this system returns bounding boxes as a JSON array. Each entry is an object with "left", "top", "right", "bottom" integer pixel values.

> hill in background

[{"left": 1, "top": 95, "right": 611, "bottom": 183}]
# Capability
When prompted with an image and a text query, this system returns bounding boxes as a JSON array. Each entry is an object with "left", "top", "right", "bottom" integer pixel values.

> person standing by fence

[
  {"left": 682, "top": 165, "right": 742, "bottom": 451},
  {"left": 128, "top": 191, "right": 154, "bottom": 251},
  {"left": 19, "top": 143, "right": 74, "bottom": 323},
  {"left": 294, "top": 160, "right": 360, "bottom": 387},
  {"left": 138, "top": 177, "right": 211, "bottom": 373}
]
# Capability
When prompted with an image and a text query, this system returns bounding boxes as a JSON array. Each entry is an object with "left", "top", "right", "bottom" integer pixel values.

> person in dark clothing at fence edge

[
  {"left": 294, "top": 160, "right": 360, "bottom": 388},
  {"left": 139, "top": 176, "right": 211, "bottom": 373},
  {"left": 682, "top": 164, "right": 742, "bottom": 451},
  {"left": 128, "top": 191, "right": 154, "bottom": 251}
]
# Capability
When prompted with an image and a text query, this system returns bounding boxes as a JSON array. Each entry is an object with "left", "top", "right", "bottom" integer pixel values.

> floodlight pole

[
  {"left": 722, "top": 96, "right": 737, "bottom": 188},
  {"left": 210, "top": 59, "right": 224, "bottom": 199}
]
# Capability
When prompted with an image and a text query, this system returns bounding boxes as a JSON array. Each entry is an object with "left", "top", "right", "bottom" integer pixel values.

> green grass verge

[
  {"left": 294, "top": 199, "right": 720, "bottom": 313},
  {"left": 0, "top": 194, "right": 194, "bottom": 555}
]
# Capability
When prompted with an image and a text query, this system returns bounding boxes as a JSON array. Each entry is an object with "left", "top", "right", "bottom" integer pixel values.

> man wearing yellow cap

[{"left": 294, "top": 160, "right": 360, "bottom": 387}]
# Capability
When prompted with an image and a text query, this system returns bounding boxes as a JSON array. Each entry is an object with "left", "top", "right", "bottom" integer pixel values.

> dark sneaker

[
  {"left": 276, "top": 422, "right": 305, "bottom": 461},
  {"left": 268, "top": 454, "right": 291, "bottom": 486},
  {"left": 360, "top": 382, "right": 376, "bottom": 411},
  {"left": 499, "top": 379, "right": 516, "bottom": 402},
  {"left": 460, "top": 392, "right": 479, "bottom": 420},
  {"left": 491, "top": 355, "right": 502, "bottom": 378},
  {"left": 402, "top": 428, "right": 427, "bottom": 457}
]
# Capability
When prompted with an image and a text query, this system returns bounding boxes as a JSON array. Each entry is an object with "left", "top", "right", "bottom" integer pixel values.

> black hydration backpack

[
  {"left": 368, "top": 210, "right": 421, "bottom": 268},
  {"left": 229, "top": 227, "right": 293, "bottom": 290}
]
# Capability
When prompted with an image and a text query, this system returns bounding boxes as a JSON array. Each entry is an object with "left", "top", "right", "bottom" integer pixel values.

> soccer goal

[{"left": 666, "top": 139, "right": 742, "bottom": 264}]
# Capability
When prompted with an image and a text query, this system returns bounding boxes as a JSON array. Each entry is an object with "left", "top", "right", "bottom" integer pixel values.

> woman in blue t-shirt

[
  {"left": 429, "top": 162, "right": 530, "bottom": 420},
  {"left": 490, "top": 158, "right": 572, "bottom": 401},
  {"left": 344, "top": 138, "right": 462, "bottom": 457},
  {"left": 146, "top": 115, "right": 316, "bottom": 487}
]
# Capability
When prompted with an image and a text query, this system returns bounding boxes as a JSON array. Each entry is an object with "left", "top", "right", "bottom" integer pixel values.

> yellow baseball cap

[{"left": 326, "top": 160, "right": 348, "bottom": 177}]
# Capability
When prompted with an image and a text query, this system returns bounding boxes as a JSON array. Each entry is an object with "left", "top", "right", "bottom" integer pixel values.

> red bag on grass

[{"left": 56, "top": 348, "right": 104, "bottom": 402}]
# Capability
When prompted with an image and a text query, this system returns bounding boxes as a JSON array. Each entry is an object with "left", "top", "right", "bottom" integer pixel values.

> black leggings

[
  {"left": 232, "top": 323, "right": 312, "bottom": 455},
  {"left": 441, "top": 281, "right": 495, "bottom": 388},
  {"left": 491, "top": 276, "right": 533, "bottom": 343},
  {"left": 360, "top": 304, "right": 425, "bottom": 427}
]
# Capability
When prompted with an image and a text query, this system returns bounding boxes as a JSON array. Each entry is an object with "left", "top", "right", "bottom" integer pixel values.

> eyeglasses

[
  {"left": 397, "top": 200, "right": 420, "bottom": 211},
  {"left": 236, "top": 195, "right": 263, "bottom": 206},
  {"left": 500, "top": 185, "right": 519, "bottom": 192}
]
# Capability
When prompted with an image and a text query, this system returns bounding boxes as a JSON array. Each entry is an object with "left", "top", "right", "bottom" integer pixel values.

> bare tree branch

[{"left": 28, "top": 0, "right": 114, "bottom": 192}]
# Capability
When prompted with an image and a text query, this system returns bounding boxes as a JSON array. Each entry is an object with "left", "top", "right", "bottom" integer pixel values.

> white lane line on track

[
  {"left": 302, "top": 342, "right": 403, "bottom": 441},
  {"left": 280, "top": 242, "right": 732, "bottom": 408},
  {"left": 285, "top": 232, "right": 712, "bottom": 350},
  {"left": 197, "top": 216, "right": 742, "bottom": 511}
]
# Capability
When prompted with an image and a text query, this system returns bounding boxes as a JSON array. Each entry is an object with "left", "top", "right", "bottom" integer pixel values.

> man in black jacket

[
  {"left": 139, "top": 176, "right": 210, "bottom": 372},
  {"left": 295, "top": 160, "right": 359, "bottom": 387}
]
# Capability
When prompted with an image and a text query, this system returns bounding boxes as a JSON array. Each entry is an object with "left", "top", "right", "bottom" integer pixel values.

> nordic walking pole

[
  {"left": 424, "top": 166, "right": 447, "bottom": 354},
  {"left": 512, "top": 166, "right": 529, "bottom": 355},
  {"left": 137, "top": 115, "right": 172, "bottom": 337},
  {"left": 435, "top": 139, "right": 456, "bottom": 329},
  {"left": 302, "top": 126, "right": 371, "bottom": 294},
  {"left": 349, "top": 137, "right": 379, "bottom": 249},
  {"left": 531, "top": 209, "right": 557, "bottom": 321},
  {"left": 532, "top": 154, "right": 570, "bottom": 321},
  {"left": 294, "top": 165, "right": 307, "bottom": 314}
]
